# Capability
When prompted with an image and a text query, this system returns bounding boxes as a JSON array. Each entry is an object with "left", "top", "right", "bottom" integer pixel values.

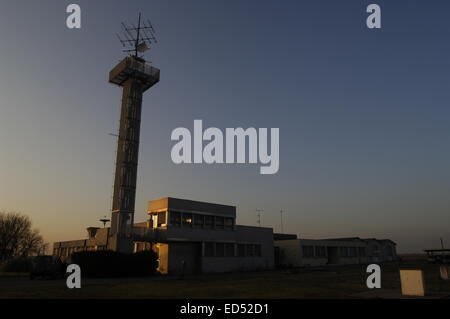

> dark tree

[{"left": 0, "top": 212, "right": 47, "bottom": 260}]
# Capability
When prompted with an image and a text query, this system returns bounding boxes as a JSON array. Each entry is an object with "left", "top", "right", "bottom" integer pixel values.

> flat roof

[{"left": 148, "top": 197, "right": 236, "bottom": 217}]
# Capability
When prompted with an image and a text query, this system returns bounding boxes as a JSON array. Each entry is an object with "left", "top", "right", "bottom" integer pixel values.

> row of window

[
  {"left": 340, "top": 247, "right": 366, "bottom": 258},
  {"left": 302, "top": 246, "right": 366, "bottom": 258},
  {"left": 169, "top": 211, "right": 235, "bottom": 230},
  {"left": 54, "top": 245, "right": 106, "bottom": 257},
  {"left": 204, "top": 242, "right": 262, "bottom": 258}
]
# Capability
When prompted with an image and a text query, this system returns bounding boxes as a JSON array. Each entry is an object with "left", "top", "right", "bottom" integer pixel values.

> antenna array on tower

[{"left": 116, "top": 13, "right": 158, "bottom": 57}]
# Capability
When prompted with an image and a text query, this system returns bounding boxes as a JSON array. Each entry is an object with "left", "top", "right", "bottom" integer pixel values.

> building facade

[
  {"left": 53, "top": 197, "right": 274, "bottom": 275},
  {"left": 274, "top": 237, "right": 397, "bottom": 267},
  {"left": 53, "top": 198, "right": 398, "bottom": 274}
]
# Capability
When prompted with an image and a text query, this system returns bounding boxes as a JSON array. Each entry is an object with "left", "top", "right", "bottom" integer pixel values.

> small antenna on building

[
  {"left": 116, "top": 12, "right": 158, "bottom": 58},
  {"left": 280, "top": 209, "right": 284, "bottom": 234},
  {"left": 256, "top": 209, "right": 263, "bottom": 227},
  {"left": 100, "top": 216, "right": 110, "bottom": 228}
]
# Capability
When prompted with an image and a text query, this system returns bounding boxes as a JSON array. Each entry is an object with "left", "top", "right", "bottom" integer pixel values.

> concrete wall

[
  {"left": 201, "top": 256, "right": 269, "bottom": 273},
  {"left": 158, "top": 225, "right": 274, "bottom": 274},
  {"left": 168, "top": 242, "right": 202, "bottom": 275},
  {"left": 273, "top": 239, "right": 301, "bottom": 267}
]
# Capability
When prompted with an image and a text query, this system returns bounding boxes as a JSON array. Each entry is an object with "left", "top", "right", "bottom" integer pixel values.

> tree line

[{"left": 0, "top": 211, "right": 47, "bottom": 261}]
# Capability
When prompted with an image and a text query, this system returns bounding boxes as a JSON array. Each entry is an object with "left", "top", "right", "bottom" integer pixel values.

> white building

[
  {"left": 136, "top": 197, "right": 274, "bottom": 274},
  {"left": 54, "top": 197, "right": 275, "bottom": 275}
]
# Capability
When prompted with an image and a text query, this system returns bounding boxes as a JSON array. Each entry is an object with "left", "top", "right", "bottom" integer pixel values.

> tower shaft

[
  {"left": 111, "top": 79, "right": 143, "bottom": 236},
  {"left": 108, "top": 56, "right": 160, "bottom": 252}
]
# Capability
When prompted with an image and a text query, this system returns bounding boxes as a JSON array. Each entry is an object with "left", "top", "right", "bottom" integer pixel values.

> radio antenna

[{"left": 116, "top": 13, "right": 158, "bottom": 58}]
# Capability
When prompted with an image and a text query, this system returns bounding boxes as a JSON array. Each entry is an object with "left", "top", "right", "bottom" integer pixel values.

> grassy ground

[{"left": 0, "top": 259, "right": 449, "bottom": 299}]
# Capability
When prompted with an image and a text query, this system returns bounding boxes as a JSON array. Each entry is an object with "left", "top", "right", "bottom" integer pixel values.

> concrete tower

[{"left": 108, "top": 56, "right": 160, "bottom": 252}]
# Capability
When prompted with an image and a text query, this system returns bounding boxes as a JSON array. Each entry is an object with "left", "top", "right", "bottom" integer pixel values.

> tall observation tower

[{"left": 108, "top": 14, "right": 160, "bottom": 253}]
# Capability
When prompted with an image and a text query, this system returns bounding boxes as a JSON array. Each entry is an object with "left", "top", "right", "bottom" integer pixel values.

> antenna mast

[
  {"left": 280, "top": 209, "right": 284, "bottom": 234},
  {"left": 256, "top": 209, "right": 263, "bottom": 227},
  {"left": 116, "top": 12, "right": 158, "bottom": 59}
]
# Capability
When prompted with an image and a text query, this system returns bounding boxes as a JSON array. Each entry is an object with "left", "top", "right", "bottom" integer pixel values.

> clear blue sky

[{"left": 0, "top": 0, "right": 449, "bottom": 253}]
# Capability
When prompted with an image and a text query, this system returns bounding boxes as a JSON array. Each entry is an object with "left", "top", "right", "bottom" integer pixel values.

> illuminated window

[
  {"left": 157, "top": 212, "right": 166, "bottom": 226},
  {"left": 182, "top": 213, "right": 193, "bottom": 227}
]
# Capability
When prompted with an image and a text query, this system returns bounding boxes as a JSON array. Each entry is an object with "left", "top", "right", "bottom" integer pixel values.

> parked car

[{"left": 30, "top": 255, "right": 65, "bottom": 280}]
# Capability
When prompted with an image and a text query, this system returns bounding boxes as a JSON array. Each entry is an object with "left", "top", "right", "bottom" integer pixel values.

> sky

[{"left": 0, "top": 0, "right": 449, "bottom": 253}]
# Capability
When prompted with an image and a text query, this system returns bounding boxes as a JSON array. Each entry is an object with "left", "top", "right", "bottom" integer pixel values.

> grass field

[{"left": 0, "top": 259, "right": 449, "bottom": 299}]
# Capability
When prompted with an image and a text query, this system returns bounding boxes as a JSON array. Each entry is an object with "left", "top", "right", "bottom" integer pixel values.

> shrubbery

[
  {"left": 71, "top": 250, "right": 158, "bottom": 278},
  {"left": 0, "top": 257, "right": 31, "bottom": 273}
]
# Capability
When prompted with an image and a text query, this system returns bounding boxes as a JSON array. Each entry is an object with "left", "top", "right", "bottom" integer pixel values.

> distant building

[
  {"left": 53, "top": 197, "right": 274, "bottom": 275},
  {"left": 274, "top": 237, "right": 397, "bottom": 267}
]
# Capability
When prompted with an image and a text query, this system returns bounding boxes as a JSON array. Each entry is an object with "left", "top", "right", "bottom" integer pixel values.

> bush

[
  {"left": 71, "top": 250, "right": 158, "bottom": 278},
  {"left": 0, "top": 257, "right": 31, "bottom": 273}
]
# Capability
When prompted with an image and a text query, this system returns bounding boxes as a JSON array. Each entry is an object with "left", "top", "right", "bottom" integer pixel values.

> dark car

[{"left": 30, "top": 255, "right": 65, "bottom": 280}]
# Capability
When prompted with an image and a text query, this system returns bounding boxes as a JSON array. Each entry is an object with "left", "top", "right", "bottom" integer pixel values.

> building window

[
  {"left": 157, "top": 212, "right": 166, "bottom": 227},
  {"left": 315, "top": 246, "right": 326, "bottom": 257},
  {"left": 237, "top": 244, "right": 245, "bottom": 257},
  {"left": 204, "top": 216, "right": 214, "bottom": 229},
  {"left": 182, "top": 213, "right": 193, "bottom": 227},
  {"left": 169, "top": 211, "right": 181, "bottom": 226},
  {"left": 194, "top": 214, "right": 204, "bottom": 228},
  {"left": 340, "top": 247, "right": 349, "bottom": 257},
  {"left": 348, "top": 247, "right": 357, "bottom": 257},
  {"left": 204, "top": 242, "right": 214, "bottom": 257},
  {"left": 225, "top": 243, "right": 235, "bottom": 257},
  {"left": 216, "top": 243, "right": 225, "bottom": 257},
  {"left": 358, "top": 247, "right": 366, "bottom": 257},
  {"left": 225, "top": 218, "right": 234, "bottom": 230},
  {"left": 302, "top": 246, "right": 314, "bottom": 258},
  {"left": 246, "top": 244, "right": 254, "bottom": 257},
  {"left": 254, "top": 244, "right": 262, "bottom": 257},
  {"left": 215, "top": 217, "right": 224, "bottom": 230}
]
